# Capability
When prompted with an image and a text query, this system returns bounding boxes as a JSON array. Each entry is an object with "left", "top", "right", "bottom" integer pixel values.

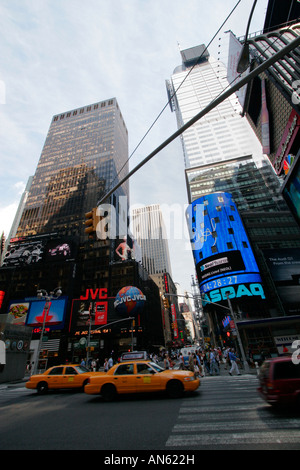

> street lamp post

[
  {"left": 225, "top": 294, "right": 250, "bottom": 374},
  {"left": 199, "top": 293, "right": 250, "bottom": 373},
  {"left": 33, "top": 287, "right": 62, "bottom": 375}
]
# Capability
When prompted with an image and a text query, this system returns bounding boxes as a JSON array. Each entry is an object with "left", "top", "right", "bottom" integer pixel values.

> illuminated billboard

[
  {"left": 8, "top": 302, "right": 30, "bottom": 325},
  {"left": 281, "top": 154, "right": 300, "bottom": 228},
  {"left": 186, "top": 192, "right": 265, "bottom": 304},
  {"left": 3, "top": 236, "right": 78, "bottom": 267},
  {"left": 111, "top": 231, "right": 142, "bottom": 264},
  {"left": 26, "top": 298, "right": 67, "bottom": 330},
  {"left": 263, "top": 248, "right": 300, "bottom": 315}
]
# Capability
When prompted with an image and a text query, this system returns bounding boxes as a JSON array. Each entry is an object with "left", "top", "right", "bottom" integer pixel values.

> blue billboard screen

[
  {"left": 186, "top": 192, "right": 265, "bottom": 303},
  {"left": 26, "top": 298, "right": 67, "bottom": 329}
]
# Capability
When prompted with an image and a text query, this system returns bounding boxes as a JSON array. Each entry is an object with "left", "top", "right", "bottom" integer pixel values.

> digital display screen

[
  {"left": 45, "top": 238, "right": 77, "bottom": 262},
  {"left": 186, "top": 192, "right": 265, "bottom": 302},
  {"left": 26, "top": 298, "right": 67, "bottom": 329}
]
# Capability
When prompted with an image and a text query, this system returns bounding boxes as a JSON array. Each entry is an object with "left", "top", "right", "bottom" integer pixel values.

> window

[
  {"left": 114, "top": 364, "right": 134, "bottom": 375},
  {"left": 227, "top": 242, "right": 233, "bottom": 249},
  {"left": 137, "top": 363, "right": 155, "bottom": 374},
  {"left": 274, "top": 362, "right": 300, "bottom": 380},
  {"left": 48, "top": 367, "right": 64, "bottom": 375},
  {"left": 65, "top": 367, "right": 77, "bottom": 375}
]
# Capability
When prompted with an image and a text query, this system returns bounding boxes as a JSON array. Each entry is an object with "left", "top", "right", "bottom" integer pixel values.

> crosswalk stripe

[
  {"left": 179, "top": 404, "right": 262, "bottom": 413},
  {"left": 165, "top": 375, "right": 300, "bottom": 448},
  {"left": 166, "top": 430, "right": 300, "bottom": 447},
  {"left": 173, "top": 419, "right": 300, "bottom": 432}
]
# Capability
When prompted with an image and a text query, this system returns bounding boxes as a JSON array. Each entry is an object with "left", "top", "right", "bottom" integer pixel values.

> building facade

[
  {"left": 131, "top": 205, "right": 185, "bottom": 346},
  {"left": 131, "top": 204, "right": 172, "bottom": 276},
  {"left": 0, "top": 99, "right": 165, "bottom": 369},
  {"left": 167, "top": 42, "right": 300, "bottom": 358}
]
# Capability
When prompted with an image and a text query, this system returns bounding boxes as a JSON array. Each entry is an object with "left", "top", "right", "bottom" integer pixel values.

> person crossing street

[{"left": 228, "top": 348, "right": 241, "bottom": 376}]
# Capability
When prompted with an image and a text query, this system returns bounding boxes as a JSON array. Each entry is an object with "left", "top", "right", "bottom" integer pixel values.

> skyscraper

[
  {"left": 0, "top": 98, "right": 168, "bottom": 368},
  {"left": 2, "top": 98, "right": 129, "bottom": 300},
  {"left": 167, "top": 44, "right": 300, "bottom": 353},
  {"left": 167, "top": 46, "right": 263, "bottom": 167},
  {"left": 131, "top": 204, "right": 172, "bottom": 277},
  {"left": 15, "top": 98, "right": 129, "bottom": 240}
]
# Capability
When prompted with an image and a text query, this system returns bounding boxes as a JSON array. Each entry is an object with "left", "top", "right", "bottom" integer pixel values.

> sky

[{"left": 0, "top": 0, "right": 269, "bottom": 294}]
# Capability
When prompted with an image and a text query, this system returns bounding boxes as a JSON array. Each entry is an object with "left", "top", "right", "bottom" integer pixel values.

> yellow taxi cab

[
  {"left": 84, "top": 359, "right": 200, "bottom": 401},
  {"left": 26, "top": 364, "right": 97, "bottom": 394}
]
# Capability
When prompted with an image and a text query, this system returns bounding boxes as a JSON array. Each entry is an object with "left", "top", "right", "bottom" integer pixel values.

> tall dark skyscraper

[
  {"left": 15, "top": 98, "right": 129, "bottom": 240},
  {"left": 0, "top": 97, "right": 167, "bottom": 370},
  {"left": 0, "top": 98, "right": 130, "bottom": 344}
]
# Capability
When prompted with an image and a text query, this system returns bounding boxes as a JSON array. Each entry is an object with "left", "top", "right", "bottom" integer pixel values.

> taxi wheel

[
  {"left": 37, "top": 381, "right": 48, "bottom": 394},
  {"left": 166, "top": 380, "right": 184, "bottom": 399},
  {"left": 101, "top": 384, "right": 117, "bottom": 402},
  {"left": 81, "top": 379, "right": 89, "bottom": 392}
]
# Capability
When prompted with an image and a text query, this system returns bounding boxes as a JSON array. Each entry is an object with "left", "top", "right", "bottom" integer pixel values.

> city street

[{"left": 1, "top": 371, "right": 300, "bottom": 451}]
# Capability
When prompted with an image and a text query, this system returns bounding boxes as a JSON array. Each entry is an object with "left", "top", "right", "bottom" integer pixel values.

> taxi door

[
  {"left": 135, "top": 362, "right": 162, "bottom": 393},
  {"left": 112, "top": 363, "right": 136, "bottom": 393},
  {"left": 46, "top": 366, "right": 65, "bottom": 389},
  {"left": 62, "top": 366, "right": 81, "bottom": 388}
]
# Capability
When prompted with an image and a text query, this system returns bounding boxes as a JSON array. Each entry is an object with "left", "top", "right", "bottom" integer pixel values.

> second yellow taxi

[
  {"left": 26, "top": 364, "right": 98, "bottom": 393},
  {"left": 84, "top": 360, "right": 200, "bottom": 400}
]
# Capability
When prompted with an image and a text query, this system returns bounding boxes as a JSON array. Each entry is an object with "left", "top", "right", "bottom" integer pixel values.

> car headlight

[{"left": 183, "top": 376, "right": 195, "bottom": 381}]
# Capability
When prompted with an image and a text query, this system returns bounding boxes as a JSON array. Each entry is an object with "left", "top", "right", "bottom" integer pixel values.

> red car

[{"left": 258, "top": 356, "right": 300, "bottom": 407}]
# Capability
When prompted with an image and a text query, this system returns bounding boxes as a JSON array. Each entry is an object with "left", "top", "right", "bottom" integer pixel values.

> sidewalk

[{"left": 0, "top": 376, "right": 29, "bottom": 390}]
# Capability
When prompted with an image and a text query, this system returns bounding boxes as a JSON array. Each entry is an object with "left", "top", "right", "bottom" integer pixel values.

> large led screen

[
  {"left": 263, "top": 248, "right": 300, "bottom": 315},
  {"left": 26, "top": 298, "right": 67, "bottom": 329},
  {"left": 186, "top": 192, "right": 265, "bottom": 303}
]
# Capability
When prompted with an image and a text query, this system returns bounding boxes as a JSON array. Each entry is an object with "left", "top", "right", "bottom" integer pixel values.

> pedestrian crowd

[
  {"left": 177, "top": 346, "right": 242, "bottom": 377},
  {"left": 79, "top": 345, "right": 242, "bottom": 377}
]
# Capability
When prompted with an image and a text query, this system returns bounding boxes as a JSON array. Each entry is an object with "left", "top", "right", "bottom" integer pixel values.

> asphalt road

[{"left": 1, "top": 373, "right": 300, "bottom": 453}]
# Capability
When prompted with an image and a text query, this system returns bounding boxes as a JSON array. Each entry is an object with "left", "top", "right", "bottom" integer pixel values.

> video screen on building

[
  {"left": 186, "top": 192, "right": 265, "bottom": 304},
  {"left": 26, "top": 298, "right": 67, "bottom": 329},
  {"left": 45, "top": 238, "right": 78, "bottom": 262},
  {"left": 263, "top": 248, "right": 300, "bottom": 315},
  {"left": 7, "top": 302, "right": 30, "bottom": 325},
  {"left": 3, "top": 240, "right": 45, "bottom": 267},
  {"left": 112, "top": 233, "right": 142, "bottom": 263},
  {"left": 3, "top": 236, "right": 78, "bottom": 267}
]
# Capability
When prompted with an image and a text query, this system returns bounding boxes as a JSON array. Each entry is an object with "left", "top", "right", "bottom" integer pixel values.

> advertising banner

[
  {"left": 95, "top": 302, "right": 108, "bottom": 325},
  {"left": 186, "top": 192, "right": 265, "bottom": 305},
  {"left": 3, "top": 235, "right": 78, "bottom": 267},
  {"left": 263, "top": 248, "right": 300, "bottom": 315},
  {"left": 26, "top": 298, "right": 67, "bottom": 329}
]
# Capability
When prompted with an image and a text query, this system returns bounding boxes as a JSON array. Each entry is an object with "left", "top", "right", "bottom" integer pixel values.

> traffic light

[
  {"left": 85, "top": 208, "right": 97, "bottom": 237},
  {"left": 163, "top": 297, "right": 169, "bottom": 309}
]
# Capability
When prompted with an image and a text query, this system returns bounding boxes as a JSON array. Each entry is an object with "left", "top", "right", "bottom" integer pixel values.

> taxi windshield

[
  {"left": 74, "top": 365, "right": 89, "bottom": 374},
  {"left": 149, "top": 362, "right": 164, "bottom": 372}
]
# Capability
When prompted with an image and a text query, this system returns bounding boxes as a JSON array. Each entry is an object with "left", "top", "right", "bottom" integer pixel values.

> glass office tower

[
  {"left": 166, "top": 45, "right": 264, "bottom": 178},
  {"left": 1, "top": 98, "right": 129, "bottom": 302},
  {"left": 15, "top": 98, "right": 129, "bottom": 240},
  {"left": 131, "top": 204, "right": 172, "bottom": 276},
  {"left": 167, "top": 44, "right": 300, "bottom": 354}
]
